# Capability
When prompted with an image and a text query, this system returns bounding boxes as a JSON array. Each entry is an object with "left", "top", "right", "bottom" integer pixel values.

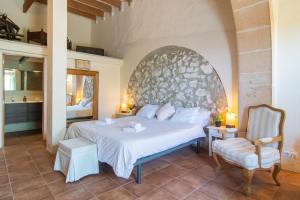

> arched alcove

[{"left": 127, "top": 46, "right": 228, "bottom": 113}]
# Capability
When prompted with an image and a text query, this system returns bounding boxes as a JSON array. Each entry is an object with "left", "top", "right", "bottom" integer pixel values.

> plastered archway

[{"left": 230, "top": 0, "right": 272, "bottom": 132}]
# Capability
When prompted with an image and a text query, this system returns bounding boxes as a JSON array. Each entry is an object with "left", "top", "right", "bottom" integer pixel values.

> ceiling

[{"left": 23, "top": 0, "right": 132, "bottom": 20}]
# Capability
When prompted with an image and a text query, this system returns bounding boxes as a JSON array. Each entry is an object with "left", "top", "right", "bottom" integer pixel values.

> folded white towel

[
  {"left": 123, "top": 126, "right": 145, "bottom": 133},
  {"left": 128, "top": 122, "right": 142, "bottom": 130},
  {"left": 104, "top": 117, "right": 114, "bottom": 124},
  {"left": 95, "top": 117, "right": 115, "bottom": 125}
]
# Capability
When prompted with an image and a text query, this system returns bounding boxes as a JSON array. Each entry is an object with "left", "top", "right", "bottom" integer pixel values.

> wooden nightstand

[
  {"left": 207, "top": 126, "right": 238, "bottom": 156},
  {"left": 116, "top": 112, "right": 135, "bottom": 118}
]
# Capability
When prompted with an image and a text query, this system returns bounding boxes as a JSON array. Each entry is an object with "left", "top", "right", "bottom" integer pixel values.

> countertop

[{"left": 5, "top": 101, "right": 44, "bottom": 104}]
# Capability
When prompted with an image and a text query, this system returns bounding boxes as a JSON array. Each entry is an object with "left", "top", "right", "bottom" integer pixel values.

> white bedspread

[
  {"left": 65, "top": 116, "right": 205, "bottom": 178},
  {"left": 67, "top": 105, "right": 92, "bottom": 119}
]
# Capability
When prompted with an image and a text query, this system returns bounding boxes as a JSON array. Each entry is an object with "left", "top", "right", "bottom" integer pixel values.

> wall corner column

[
  {"left": 230, "top": 0, "right": 273, "bottom": 132},
  {"left": 46, "top": 0, "right": 67, "bottom": 152}
]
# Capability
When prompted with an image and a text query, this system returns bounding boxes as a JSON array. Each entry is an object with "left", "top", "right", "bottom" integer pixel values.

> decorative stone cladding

[{"left": 127, "top": 46, "right": 228, "bottom": 113}]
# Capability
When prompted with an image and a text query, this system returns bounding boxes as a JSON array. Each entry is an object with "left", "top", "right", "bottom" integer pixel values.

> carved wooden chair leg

[
  {"left": 243, "top": 169, "right": 254, "bottom": 195},
  {"left": 273, "top": 163, "right": 281, "bottom": 186},
  {"left": 213, "top": 152, "right": 221, "bottom": 170}
]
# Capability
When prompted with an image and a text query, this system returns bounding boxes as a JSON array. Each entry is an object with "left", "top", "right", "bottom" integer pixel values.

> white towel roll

[
  {"left": 129, "top": 122, "right": 142, "bottom": 130},
  {"left": 95, "top": 117, "right": 115, "bottom": 125},
  {"left": 104, "top": 117, "right": 114, "bottom": 124},
  {"left": 123, "top": 126, "right": 145, "bottom": 133}
]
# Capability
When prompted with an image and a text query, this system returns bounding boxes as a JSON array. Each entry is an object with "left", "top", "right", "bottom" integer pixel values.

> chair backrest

[{"left": 247, "top": 104, "right": 285, "bottom": 150}]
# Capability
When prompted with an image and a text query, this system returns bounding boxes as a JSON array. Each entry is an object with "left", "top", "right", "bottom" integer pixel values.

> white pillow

[
  {"left": 194, "top": 109, "right": 211, "bottom": 127},
  {"left": 85, "top": 101, "right": 93, "bottom": 109},
  {"left": 170, "top": 107, "right": 199, "bottom": 124},
  {"left": 136, "top": 104, "right": 160, "bottom": 119},
  {"left": 79, "top": 97, "right": 92, "bottom": 107},
  {"left": 156, "top": 103, "right": 175, "bottom": 121}
]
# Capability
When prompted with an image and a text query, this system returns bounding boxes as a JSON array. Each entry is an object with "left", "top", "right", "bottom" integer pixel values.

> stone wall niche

[{"left": 127, "top": 46, "right": 228, "bottom": 113}]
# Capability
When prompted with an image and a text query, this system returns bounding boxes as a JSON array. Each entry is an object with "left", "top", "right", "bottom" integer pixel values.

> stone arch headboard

[{"left": 127, "top": 46, "right": 228, "bottom": 113}]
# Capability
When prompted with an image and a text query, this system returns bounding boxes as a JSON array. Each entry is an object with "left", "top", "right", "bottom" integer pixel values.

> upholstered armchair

[{"left": 212, "top": 104, "right": 285, "bottom": 195}]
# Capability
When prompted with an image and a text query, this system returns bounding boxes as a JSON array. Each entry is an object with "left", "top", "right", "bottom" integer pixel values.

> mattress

[
  {"left": 65, "top": 116, "right": 206, "bottom": 178},
  {"left": 67, "top": 105, "right": 92, "bottom": 119}
]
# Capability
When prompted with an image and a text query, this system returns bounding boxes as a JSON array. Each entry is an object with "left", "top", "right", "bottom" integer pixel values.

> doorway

[{"left": 3, "top": 54, "right": 44, "bottom": 146}]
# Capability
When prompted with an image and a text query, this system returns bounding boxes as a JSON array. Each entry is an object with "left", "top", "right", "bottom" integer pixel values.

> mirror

[
  {"left": 66, "top": 69, "right": 99, "bottom": 124},
  {"left": 4, "top": 69, "right": 22, "bottom": 91},
  {"left": 4, "top": 55, "right": 43, "bottom": 91}
]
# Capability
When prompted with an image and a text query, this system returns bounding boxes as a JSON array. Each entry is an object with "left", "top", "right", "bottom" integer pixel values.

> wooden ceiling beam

[
  {"left": 23, "top": 0, "right": 35, "bottom": 12},
  {"left": 68, "top": 0, "right": 104, "bottom": 17},
  {"left": 99, "top": 0, "right": 122, "bottom": 9},
  {"left": 68, "top": 7, "right": 97, "bottom": 20},
  {"left": 30, "top": 0, "right": 99, "bottom": 20},
  {"left": 35, "top": 0, "right": 47, "bottom": 5},
  {"left": 77, "top": 0, "right": 112, "bottom": 13},
  {"left": 24, "top": 0, "right": 128, "bottom": 20}
]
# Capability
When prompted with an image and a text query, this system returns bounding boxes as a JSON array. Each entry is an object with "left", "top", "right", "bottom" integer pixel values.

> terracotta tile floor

[{"left": 1, "top": 134, "right": 300, "bottom": 200}]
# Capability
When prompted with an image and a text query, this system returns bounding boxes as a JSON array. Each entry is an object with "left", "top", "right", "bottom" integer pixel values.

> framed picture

[{"left": 75, "top": 59, "right": 91, "bottom": 70}]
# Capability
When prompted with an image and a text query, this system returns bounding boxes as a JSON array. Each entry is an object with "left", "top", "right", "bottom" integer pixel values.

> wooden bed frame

[{"left": 133, "top": 137, "right": 201, "bottom": 184}]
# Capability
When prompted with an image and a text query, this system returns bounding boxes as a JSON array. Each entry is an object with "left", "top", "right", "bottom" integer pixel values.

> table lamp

[
  {"left": 120, "top": 103, "right": 128, "bottom": 113},
  {"left": 226, "top": 112, "right": 236, "bottom": 128}
]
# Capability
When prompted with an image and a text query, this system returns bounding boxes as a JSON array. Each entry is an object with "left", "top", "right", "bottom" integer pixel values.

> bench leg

[
  {"left": 196, "top": 139, "right": 200, "bottom": 153},
  {"left": 136, "top": 164, "right": 142, "bottom": 184}
]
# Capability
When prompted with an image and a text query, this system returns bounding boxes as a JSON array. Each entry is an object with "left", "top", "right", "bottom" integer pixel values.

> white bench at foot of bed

[{"left": 54, "top": 137, "right": 99, "bottom": 183}]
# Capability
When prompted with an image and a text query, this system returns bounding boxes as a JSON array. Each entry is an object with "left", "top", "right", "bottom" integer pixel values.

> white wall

[
  {"left": 91, "top": 0, "right": 238, "bottom": 112},
  {"left": 67, "top": 52, "right": 122, "bottom": 119},
  {"left": 67, "top": 12, "right": 92, "bottom": 49},
  {"left": 0, "top": 0, "right": 92, "bottom": 48},
  {"left": 272, "top": 0, "right": 300, "bottom": 172},
  {"left": 46, "top": 0, "right": 68, "bottom": 151}
]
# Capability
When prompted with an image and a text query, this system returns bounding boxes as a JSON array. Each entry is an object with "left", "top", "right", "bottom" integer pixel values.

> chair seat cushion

[
  {"left": 59, "top": 137, "right": 96, "bottom": 156},
  {"left": 212, "top": 138, "right": 280, "bottom": 170}
]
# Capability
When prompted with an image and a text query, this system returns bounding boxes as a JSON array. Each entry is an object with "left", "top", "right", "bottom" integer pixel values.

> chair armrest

[
  {"left": 254, "top": 136, "right": 282, "bottom": 146},
  {"left": 254, "top": 136, "right": 282, "bottom": 168}
]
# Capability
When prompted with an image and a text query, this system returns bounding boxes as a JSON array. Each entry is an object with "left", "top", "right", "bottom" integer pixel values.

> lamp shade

[
  {"left": 226, "top": 112, "right": 236, "bottom": 128},
  {"left": 120, "top": 103, "right": 128, "bottom": 113}
]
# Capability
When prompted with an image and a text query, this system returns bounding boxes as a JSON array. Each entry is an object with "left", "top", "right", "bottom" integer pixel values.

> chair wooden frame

[{"left": 212, "top": 104, "right": 286, "bottom": 195}]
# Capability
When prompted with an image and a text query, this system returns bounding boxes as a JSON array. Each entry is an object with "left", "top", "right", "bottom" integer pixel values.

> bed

[
  {"left": 66, "top": 104, "right": 93, "bottom": 120},
  {"left": 65, "top": 46, "right": 229, "bottom": 183},
  {"left": 65, "top": 116, "right": 205, "bottom": 182}
]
